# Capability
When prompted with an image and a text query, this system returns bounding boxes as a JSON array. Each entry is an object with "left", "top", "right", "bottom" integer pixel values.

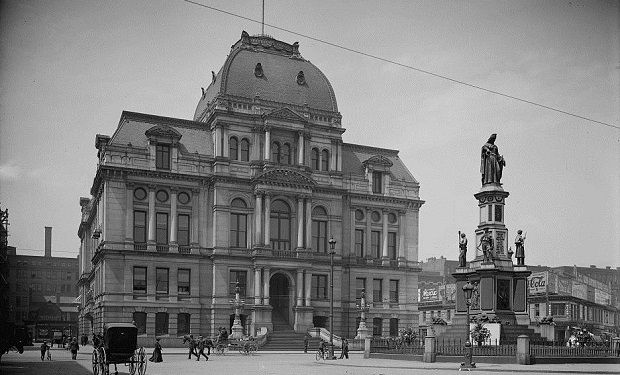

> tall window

[
  {"left": 282, "top": 143, "right": 291, "bottom": 164},
  {"left": 156, "top": 213, "right": 168, "bottom": 244},
  {"left": 133, "top": 312, "right": 147, "bottom": 334},
  {"left": 388, "top": 232, "right": 397, "bottom": 260},
  {"left": 321, "top": 149, "right": 329, "bottom": 171},
  {"left": 371, "top": 231, "right": 381, "bottom": 258},
  {"left": 271, "top": 142, "right": 281, "bottom": 163},
  {"left": 312, "top": 275, "right": 328, "bottom": 300},
  {"left": 133, "top": 267, "right": 147, "bottom": 295},
  {"left": 156, "top": 268, "right": 169, "bottom": 295},
  {"left": 177, "top": 313, "right": 190, "bottom": 336},
  {"left": 156, "top": 144, "right": 170, "bottom": 170},
  {"left": 155, "top": 312, "right": 169, "bottom": 336},
  {"left": 311, "top": 148, "right": 320, "bottom": 170},
  {"left": 355, "top": 229, "right": 364, "bottom": 257},
  {"left": 229, "top": 270, "right": 247, "bottom": 297},
  {"left": 229, "top": 136, "right": 239, "bottom": 160},
  {"left": 178, "top": 269, "right": 190, "bottom": 296},
  {"left": 134, "top": 211, "right": 147, "bottom": 243},
  {"left": 373, "top": 317, "right": 383, "bottom": 337},
  {"left": 389, "top": 279, "right": 399, "bottom": 304},
  {"left": 230, "top": 198, "right": 247, "bottom": 248},
  {"left": 372, "top": 171, "right": 382, "bottom": 193},
  {"left": 240, "top": 139, "right": 250, "bottom": 161},
  {"left": 312, "top": 206, "right": 328, "bottom": 253},
  {"left": 373, "top": 278, "right": 383, "bottom": 305},
  {"left": 389, "top": 318, "right": 399, "bottom": 337},
  {"left": 356, "top": 278, "right": 366, "bottom": 302},
  {"left": 270, "top": 200, "right": 291, "bottom": 250},
  {"left": 178, "top": 214, "right": 190, "bottom": 246}
]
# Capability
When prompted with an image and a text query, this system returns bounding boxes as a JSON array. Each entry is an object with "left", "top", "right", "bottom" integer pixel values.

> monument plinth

[{"left": 452, "top": 134, "right": 531, "bottom": 328}]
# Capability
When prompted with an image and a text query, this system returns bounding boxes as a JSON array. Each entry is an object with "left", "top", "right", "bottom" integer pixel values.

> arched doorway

[{"left": 269, "top": 273, "right": 290, "bottom": 324}]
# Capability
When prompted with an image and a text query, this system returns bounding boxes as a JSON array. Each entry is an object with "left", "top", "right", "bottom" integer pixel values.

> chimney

[{"left": 45, "top": 226, "right": 52, "bottom": 257}]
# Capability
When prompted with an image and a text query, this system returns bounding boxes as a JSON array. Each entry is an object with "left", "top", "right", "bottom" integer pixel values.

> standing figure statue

[
  {"left": 481, "top": 134, "right": 506, "bottom": 186},
  {"left": 514, "top": 230, "right": 526, "bottom": 265},
  {"left": 479, "top": 229, "right": 494, "bottom": 263},
  {"left": 458, "top": 231, "right": 468, "bottom": 267}
]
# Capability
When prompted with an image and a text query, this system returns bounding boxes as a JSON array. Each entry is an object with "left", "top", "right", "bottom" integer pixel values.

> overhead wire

[{"left": 181, "top": 0, "right": 619, "bottom": 131}]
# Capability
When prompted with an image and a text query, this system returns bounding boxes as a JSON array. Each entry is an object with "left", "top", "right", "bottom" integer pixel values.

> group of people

[
  {"left": 183, "top": 334, "right": 212, "bottom": 361},
  {"left": 316, "top": 338, "right": 349, "bottom": 359},
  {"left": 39, "top": 337, "right": 80, "bottom": 361}
]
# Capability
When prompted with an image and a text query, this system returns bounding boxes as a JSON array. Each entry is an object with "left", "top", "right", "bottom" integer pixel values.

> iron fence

[
  {"left": 530, "top": 340, "right": 613, "bottom": 357},
  {"left": 436, "top": 338, "right": 515, "bottom": 356},
  {"left": 370, "top": 337, "right": 425, "bottom": 355}
]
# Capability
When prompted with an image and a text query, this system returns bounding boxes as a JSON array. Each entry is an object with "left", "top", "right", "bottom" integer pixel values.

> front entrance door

[{"left": 269, "top": 273, "right": 290, "bottom": 323}]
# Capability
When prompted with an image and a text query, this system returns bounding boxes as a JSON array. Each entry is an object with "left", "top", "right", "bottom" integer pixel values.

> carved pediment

[
  {"left": 363, "top": 155, "right": 393, "bottom": 168},
  {"left": 263, "top": 107, "right": 307, "bottom": 123},
  {"left": 145, "top": 125, "right": 182, "bottom": 141},
  {"left": 254, "top": 168, "right": 315, "bottom": 187}
]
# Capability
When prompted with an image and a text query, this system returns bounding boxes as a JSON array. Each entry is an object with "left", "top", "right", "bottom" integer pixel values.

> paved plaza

[{"left": 0, "top": 346, "right": 618, "bottom": 375}]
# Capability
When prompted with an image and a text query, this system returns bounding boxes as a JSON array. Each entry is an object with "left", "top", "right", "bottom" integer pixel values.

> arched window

[
  {"left": 272, "top": 142, "right": 281, "bottom": 163},
  {"left": 240, "top": 138, "right": 250, "bottom": 161},
  {"left": 311, "top": 148, "right": 320, "bottom": 170},
  {"left": 230, "top": 198, "right": 247, "bottom": 248},
  {"left": 229, "top": 136, "right": 239, "bottom": 160},
  {"left": 270, "top": 200, "right": 291, "bottom": 250},
  {"left": 312, "top": 206, "right": 328, "bottom": 253},
  {"left": 282, "top": 143, "right": 291, "bottom": 165},
  {"left": 321, "top": 149, "right": 329, "bottom": 171}
]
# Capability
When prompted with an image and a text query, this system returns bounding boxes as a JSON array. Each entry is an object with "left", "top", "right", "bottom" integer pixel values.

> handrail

[{"left": 307, "top": 327, "right": 342, "bottom": 348}]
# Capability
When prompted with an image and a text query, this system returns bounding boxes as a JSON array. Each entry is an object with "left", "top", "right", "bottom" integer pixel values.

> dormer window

[
  {"left": 372, "top": 172, "right": 382, "bottom": 193},
  {"left": 363, "top": 155, "right": 393, "bottom": 195},
  {"left": 156, "top": 144, "right": 170, "bottom": 170}
]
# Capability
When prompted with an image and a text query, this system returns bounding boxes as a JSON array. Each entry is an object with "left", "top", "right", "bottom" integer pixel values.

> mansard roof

[{"left": 342, "top": 143, "right": 419, "bottom": 184}]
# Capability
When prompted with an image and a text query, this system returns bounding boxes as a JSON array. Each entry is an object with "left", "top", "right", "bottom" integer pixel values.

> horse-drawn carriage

[{"left": 92, "top": 323, "right": 147, "bottom": 375}]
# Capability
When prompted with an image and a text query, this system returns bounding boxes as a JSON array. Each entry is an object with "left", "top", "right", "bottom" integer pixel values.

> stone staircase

[
  {"left": 260, "top": 314, "right": 321, "bottom": 351},
  {"left": 435, "top": 323, "right": 547, "bottom": 344}
]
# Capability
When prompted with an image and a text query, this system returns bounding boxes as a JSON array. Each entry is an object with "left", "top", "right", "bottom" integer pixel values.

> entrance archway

[{"left": 269, "top": 273, "right": 290, "bottom": 324}]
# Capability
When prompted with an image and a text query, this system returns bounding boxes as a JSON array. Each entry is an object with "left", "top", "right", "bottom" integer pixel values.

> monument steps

[{"left": 260, "top": 314, "right": 320, "bottom": 351}]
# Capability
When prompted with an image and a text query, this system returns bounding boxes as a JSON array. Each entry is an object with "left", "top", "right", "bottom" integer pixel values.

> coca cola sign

[{"left": 528, "top": 272, "right": 547, "bottom": 294}]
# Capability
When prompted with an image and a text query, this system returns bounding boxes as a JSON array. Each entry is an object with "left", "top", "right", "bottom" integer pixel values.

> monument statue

[
  {"left": 458, "top": 231, "right": 468, "bottom": 267},
  {"left": 514, "top": 230, "right": 526, "bottom": 265},
  {"left": 478, "top": 229, "right": 494, "bottom": 263},
  {"left": 481, "top": 134, "right": 506, "bottom": 186}
]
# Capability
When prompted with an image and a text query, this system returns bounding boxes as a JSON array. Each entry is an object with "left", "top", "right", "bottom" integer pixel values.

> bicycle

[
  {"left": 238, "top": 341, "right": 258, "bottom": 355},
  {"left": 315, "top": 349, "right": 329, "bottom": 361}
]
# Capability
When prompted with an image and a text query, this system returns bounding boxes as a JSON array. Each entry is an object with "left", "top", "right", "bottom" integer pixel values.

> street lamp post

[
  {"left": 461, "top": 281, "right": 476, "bottom": 370},
  {"left": 328, "top": 237, "right": 337, "bottom": 360}
]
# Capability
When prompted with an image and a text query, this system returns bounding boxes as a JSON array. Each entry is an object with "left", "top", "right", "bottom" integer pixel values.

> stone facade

[{"left": 77, "top": 32, "right": 424, "bottom": 343}]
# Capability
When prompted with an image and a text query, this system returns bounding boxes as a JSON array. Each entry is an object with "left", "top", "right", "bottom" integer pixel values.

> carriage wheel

[
  {"left": 250, "top": 344, "right": 257, "bottom": 355},
  {"left": 92, "top": 350, "right": 100, "bottom": 375},
  {"left": 215, "top": 344, "right": 224, "bottom": 355},
  {"left": 99, "top": 348, "right": 109, "bottom": 375},
  {"left": 137, "top": 347, "right": 147, "bottom": 375},
  {"left": 128, "top": 350, "right": 137, "bottom": 375},
  {"left": 238, "top": 344, "right": 246, "bottom": 355}
]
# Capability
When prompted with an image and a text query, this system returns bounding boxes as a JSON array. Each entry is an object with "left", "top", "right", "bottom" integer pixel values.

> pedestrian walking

[
  {"left": 149, "top": 338, "right": 163, "bottom": 363},
  {"left": 184, "top": 334, "right": 197, "bottom": 359},
  {"left": 339, "top": 338, "right": 349, "bottom": 359},
  {"left": 303, "top": 335, "right": 309, "bottom": 353},
  {"left": 196, "top": 336, "right": 209, "bottom": 361},
  {"left": 40, "top": 341, "right": 50, "bottom": 361},
  {"left": 69, "top": 337, "right": 79, "bottom": 360}
]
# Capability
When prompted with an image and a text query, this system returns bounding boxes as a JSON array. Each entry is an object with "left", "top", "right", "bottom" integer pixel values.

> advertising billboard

[{"left": 528, "top": 272, "right": 547, "bottom": 294}]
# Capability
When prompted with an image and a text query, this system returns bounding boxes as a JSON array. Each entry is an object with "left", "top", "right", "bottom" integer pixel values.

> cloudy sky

[{"left": 1, "top": 0, "right": 618, "bottom": 268}]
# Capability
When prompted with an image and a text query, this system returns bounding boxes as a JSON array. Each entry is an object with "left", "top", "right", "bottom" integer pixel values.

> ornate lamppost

[
  {"left": 461, "top": 281, "right": 476, "bottom": 370},
  {"left": 229, "top": 281, "right": 245, "bottom": 339},
  {"left": 328, "top": 237, "right": 337, "bottom": 360},
  {"left": 355, "top": 289, "right": 370, "bottom": 339}
]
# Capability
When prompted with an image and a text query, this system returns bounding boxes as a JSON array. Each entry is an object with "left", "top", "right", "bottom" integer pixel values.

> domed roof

[{"left": 194, "top": 31, "right": 338, "bottom": 121}]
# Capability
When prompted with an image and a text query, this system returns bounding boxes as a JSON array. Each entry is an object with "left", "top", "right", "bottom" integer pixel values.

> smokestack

[{"left": 45, "top": 226, "right": 52, "bottom": 257}]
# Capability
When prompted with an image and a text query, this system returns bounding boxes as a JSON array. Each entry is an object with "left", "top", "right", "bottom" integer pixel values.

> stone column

[
  {"left": 254, "top": 267, "right": 262, "bottom": 305},
  {"left": 255, "top": 193, "right": 262, "bottom": 245},
  {"left": 365, "top": 208, "right": 372, "bottom": 258},
  {"left": 264, "top": 127, "right": 271, "bottom": 160},
  {"left": 398, "top": 211, "right": 405, "bottom": 259},
  {"left": 223, "top": 126, "right": 229, "bottom": 158},
  {"left": 214, "top": 127, "right": 221, "bottom": 156},
  {"left": 170, "top": 189, "right": 178, "bottom": 244},
  {"left": 297, "top": 132, "right": 305, "bottom": 165},
  {"left": 296, "top": 269, "right": 304, "bottom": 307},
  {"left": 263, "top": 194, "right": 271, "bottom": 247},
  {"left": 305, "top": 198, "right": 312, "bottom": 250},
  {"left": 337, "top": 142, "right": 342, "bottom": 172},
  {"left": 297, "top": 197, "right": 304, "bottom": 249},
  {"left": 304, "top": 271, "right": 312, "bottom": 306},
  {"left": 516, "top": 335, "right": 530, "bottom": 365},
  {"left": 381, "top": 210, "right": 389, "bottom": 264},
  {"left": 330, "top": 141, "right": 337, "bottom": 171},
  {"left": 147, "top": 186, "right": 156, "bottom": 244},
  {"left": 349, "top": 208, "right": 356, "bottom": 256},
  {"left": 263, "top": 268, "right": 270, "bottom": 305},
  {"left": 191, "top": 189, "right": 199, "bottom": 246},
  {"left": 125, "top": 183, "right": 134, "bottom": 246},
  {"left": 198, "top": 183, "right": 207, "bottom": 248},
  {"left": 423, "top": 335, "right": 436, "bottom": 363}
]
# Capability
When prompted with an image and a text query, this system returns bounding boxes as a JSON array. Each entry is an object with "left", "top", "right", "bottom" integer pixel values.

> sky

[{"left": 1, "top": 0, "right": 619, "bottom": 268}]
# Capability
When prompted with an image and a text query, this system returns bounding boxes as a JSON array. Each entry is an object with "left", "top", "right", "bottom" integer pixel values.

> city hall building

[{"left": 77, "top": 32, "right": 424, "bottom": 343}]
